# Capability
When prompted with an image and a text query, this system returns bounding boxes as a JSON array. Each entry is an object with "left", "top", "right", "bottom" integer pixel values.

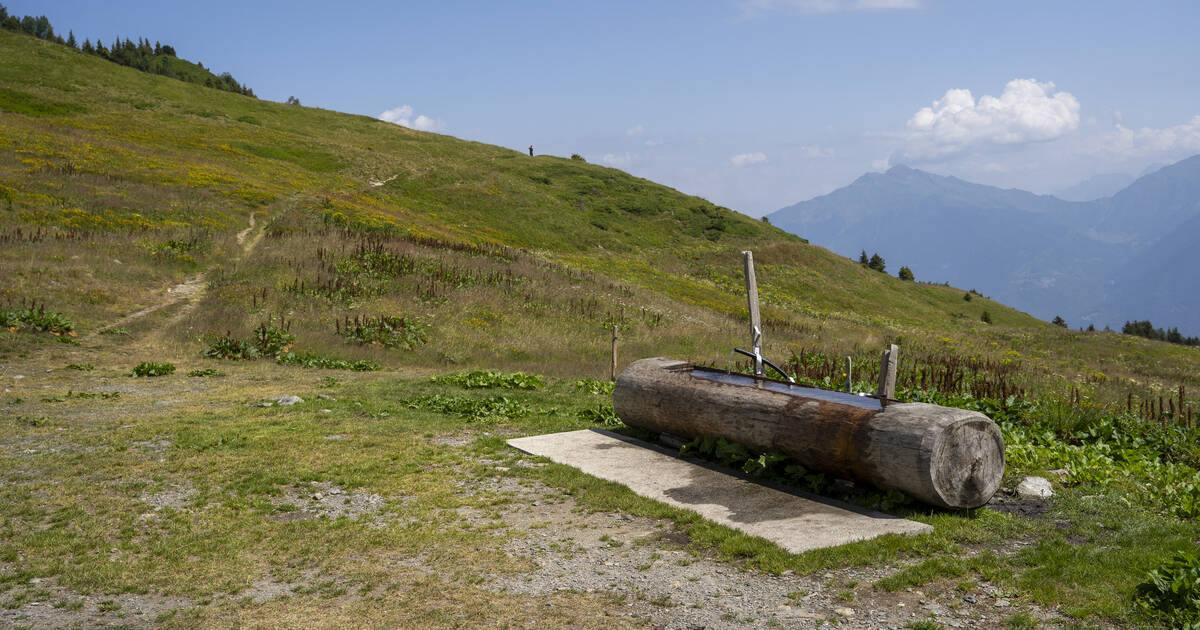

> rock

[
  {"left": 276, "top": 395, "right": 303, "bottom": 406},
  {"left": 1016, "top": 476, "right": 1054, "bottom": 499},
  {"left": 255, "top": 402, "right": 273, "bottom": 408},
  {"left": 994, "top": 598, "right": 1010, "bottom": 608},
  {"left": 834, "top": 607, "right": 854, "bottom": 617},
  {"left": 963, "top": 594, "right": 978, "bottom": 604},
  {"left": 312, "top": 493, "right": 323, "bottom": 500},
  {"left": 317, "top": 393, "right": 336, "bottom": 401},
  {"left": 319, "top": 409, "right": 332, "bottom": 414}
]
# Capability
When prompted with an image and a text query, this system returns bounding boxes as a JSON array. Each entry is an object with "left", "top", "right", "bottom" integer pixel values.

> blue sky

[{"left": 9, "top": 0, "right": 1200, "bottom": 214}]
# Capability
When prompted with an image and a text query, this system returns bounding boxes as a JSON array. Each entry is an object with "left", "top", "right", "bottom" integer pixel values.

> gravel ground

[{"left": 460, "top": 467, "right": 1071, "bottom": 629}]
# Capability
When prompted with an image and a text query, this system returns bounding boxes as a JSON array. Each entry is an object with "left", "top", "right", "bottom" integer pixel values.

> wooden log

[{"left": 614, "top": 357, "right": 1005, "bottom": 509}]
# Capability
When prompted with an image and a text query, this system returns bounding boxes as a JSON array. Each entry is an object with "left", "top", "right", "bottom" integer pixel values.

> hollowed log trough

[{"left": 613, "top": 358, "right": 1004, "bottom": 509}]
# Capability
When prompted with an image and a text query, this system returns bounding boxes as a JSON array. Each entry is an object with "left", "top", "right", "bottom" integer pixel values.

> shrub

[
  {"left": 187, "top": 368, "right": 224, "bottom": 377},
  {"left": 339, "top": 315, "right": 426, "bottom": 350},
  {"left": 1, "top": 304, "right": 74, "bottom": 335},
  {"left": 204, "top": 333, "right": 259, "bottom": 360},
  {"left": 251, "top": 322, "right": 295, "bottom": 357},
  {"left": 981, "top": 310, "right": 992, "bottom": 324},
  {"left": 1135, "top": 552, "right": 1200, "bottom": 627},
  {"left": 432, "top": 370, "right": 543, "bottom": 390},
  {"left": 572, "top": 378, "right": 615, "bottom": 395},
  {"left": 131, "top": 362, "right": 175, "bottom": 377},
  {"left": 406, "top": 394, "right": 530, "bottom": 423},
  {"left": 275, "top": 352, "right": 380, "bottom": 371},
  {"left": 897, "top": 266, "right": 914, "bottom": 281},
  {"left": 205, "top": 321, "right": 293, "bottom": 360},
  {"left": 570, "top": 154, "right": 586, "bottom": 162},
  {"left": 577, "top": 403, "right": 621, "bottom": 427},
  {"left": 1051, "top": 315, "right": 1068, "bottom": 328}
]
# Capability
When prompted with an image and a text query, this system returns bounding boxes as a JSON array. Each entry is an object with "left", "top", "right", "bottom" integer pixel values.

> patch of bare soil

[
  {"left": 451, "top": 467, "right": 1070, "bottom": 630},
  {"left": 426, "top": 432, "right": 474, "bottom": 447},
  {"left": 267, "top": 481, "right": 388, "bottom": 525},
  {"left": 0, "top": 579, "right": 194, "bottom": 629}
]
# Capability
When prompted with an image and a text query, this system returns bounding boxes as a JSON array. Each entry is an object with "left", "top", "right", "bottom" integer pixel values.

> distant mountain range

[{"left": 767, "top": 155, "right": 1200, "bottom": 333}]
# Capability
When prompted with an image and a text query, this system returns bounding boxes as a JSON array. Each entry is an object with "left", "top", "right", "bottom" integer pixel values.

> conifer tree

[
  {"left": 897, "top": 266, "right": 914, "bottom": 281},
  {"left": 868, "top": 253, "right": 886, "bottom": 273},
  {"left": 858, "top": 250, "right": 868, "bottom": 265},
  {"left": 66, "top": 30, "right": 76, "bottom": 48}
]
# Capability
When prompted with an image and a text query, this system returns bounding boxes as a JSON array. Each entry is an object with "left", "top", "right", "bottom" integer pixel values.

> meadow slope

[{"left": 4, "top": 29, "right": 1200, "bottom": 628}]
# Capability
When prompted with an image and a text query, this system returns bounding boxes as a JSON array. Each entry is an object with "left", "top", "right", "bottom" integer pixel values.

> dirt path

[
  {"left": 91, "top": 274, "right": 207, "bottom": 338},
  {"left": 91, "top": 212, "right": 263, "bottom": 339},
  {"left": 237, "top": 210, "right": 264, "bottom": 256},
  {"left": 368, "top": 174, "right": 399, "bottom": 187}
]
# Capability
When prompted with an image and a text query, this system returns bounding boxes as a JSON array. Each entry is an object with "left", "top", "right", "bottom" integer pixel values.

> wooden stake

[
  {"left": 844, "top": 356, "right": 853, "bottom": 393},
  {"left": 876, "top": 344, "right": 898, "bottom": 399},
  {"left": 610, "top": 325, "right": 618, "bottom": 382},
  {"left": 742, "top": 251, "right": 763, "bottom": 376}
]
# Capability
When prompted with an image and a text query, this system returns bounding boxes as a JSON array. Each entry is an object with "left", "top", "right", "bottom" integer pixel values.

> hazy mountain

[
  {"left": 767, "top": 156, "right": 1200, "bottom": 332},
  {"left": 1054, "top": 173, "right": 1136, "bottom": 202},
  {"left": 1088, "top": 155, "right": 1200, "bottom": 248}
]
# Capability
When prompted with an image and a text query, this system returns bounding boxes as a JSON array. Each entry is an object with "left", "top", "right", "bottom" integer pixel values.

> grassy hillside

[
  {"left": 4, "top": 30, "right": 1197, "bottom": 396},
  {"left": 7, "top": 29, "right": 1200, "bottom": 628}
]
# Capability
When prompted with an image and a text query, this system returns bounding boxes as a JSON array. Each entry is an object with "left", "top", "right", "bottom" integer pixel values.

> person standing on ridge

[{"left": 528, "top": 145, "right": 533, "bottom": 156}]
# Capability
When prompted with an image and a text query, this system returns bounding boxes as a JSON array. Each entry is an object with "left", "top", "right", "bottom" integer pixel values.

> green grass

[
  {"left": 3, "top": 27, "right": 1200, "bottom": 628},
  {"left": 230, "top": 142, "right": 343, "bottom": 173},
  {"left": 0, "top": 86, "right": 86, "bottom": 117}
]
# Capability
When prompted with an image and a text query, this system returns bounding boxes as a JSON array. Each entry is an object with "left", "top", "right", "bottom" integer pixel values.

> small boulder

[
  {"left": 276, "top": 395, "right": 303, "bottom": 406},
  {"left": 1016, "top": 476, "right": 1054, "bottom": 499}
]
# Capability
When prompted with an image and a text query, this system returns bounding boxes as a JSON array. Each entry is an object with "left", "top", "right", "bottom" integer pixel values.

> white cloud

[
  {"left": 904, "top": 79, "right": 1080, "bottom": 156},
  {"left": 742, "top": 0, "right": 922, "bottom": 15},
  {"left": 602, "top": 152, "right": 632, "bottom": 167},
  {"left": 625, "top": 124, "right": 645, "bottom": 137},
  {"left": 794, "top": 144, "right": 832, "bottom": 158},
  {"left": 731, "top": 152, "right": 768, "bottom": 167},
  {"left": 379, "top": 105, "right": 444, "bottom": 132},
  {"left": 1089, "top": 116, "right": 1200, "bottom": 159}
]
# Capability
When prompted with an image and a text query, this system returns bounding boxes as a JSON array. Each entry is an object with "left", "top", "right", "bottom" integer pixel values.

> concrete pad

[{"left": 507, "top": 429, "right": 932, "bottom": 554}]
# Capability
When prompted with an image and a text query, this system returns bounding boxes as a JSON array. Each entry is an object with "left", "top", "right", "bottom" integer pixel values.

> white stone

[
  {"left": 1016, "top": 476, "right": 1054, "bottom": 499},
  {"left": 276, "top": 395, "right": 303, "bottom": 406}
]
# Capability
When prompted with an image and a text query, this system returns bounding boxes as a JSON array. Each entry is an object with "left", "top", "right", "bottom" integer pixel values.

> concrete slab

[{"left": 507, "top": 429, "right": 932, "bottom": 554}]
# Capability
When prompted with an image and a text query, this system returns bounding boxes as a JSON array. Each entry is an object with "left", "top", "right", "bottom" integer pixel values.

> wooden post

[
  {"left": 876, "top": 344, "right": 898, "bottom": 399},
  {"left": 844, "top": 356, "right": 853, "bottom": 393},
  {"left": 742, "top": 251, "right": 763, "bottom": 376},
  {"left": 610, "top": 325, "right": 618, "bottom": 382}
]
